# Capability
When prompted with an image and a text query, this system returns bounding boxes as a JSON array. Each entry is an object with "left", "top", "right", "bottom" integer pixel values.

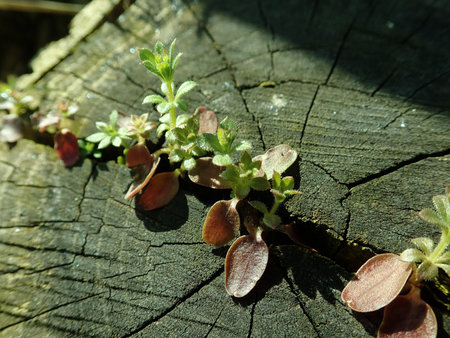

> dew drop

[
  {"left": 223, "top": 81, "right": 235, "bottom": 90},
  {"left": 15, "top": 228, "right": 20, "bottom": 232},
  {"left": 99, "top": 67, "right": 106, "bottom": 73},
  {"left": 400, "top": 118, "right": 407, "bottom": 128},
  {"left": 1, "top": 92, "right": 8, "bottom": 99},
  {"left": 86, "top": 93, "right": 93, "bottom": 99},
  {"left": 129, "top": 47, "right": 136, "bottom": 54},
  {"left": 333, "top": 111, "right": 337, "bottom": 115},
  {"left": 412, "top": 108, "right": 416, "bottom": 112},
  {"left": 386, "top": 21, "right": 395, "bottom": 29}
]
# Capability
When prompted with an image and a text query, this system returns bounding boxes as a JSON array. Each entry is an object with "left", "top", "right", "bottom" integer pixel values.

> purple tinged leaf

[
  {"left": 202, "top": 199, "right": 240, "bottom": 247},
  {"left": 341, "top": 253, "right": 412, "bottom": 312},
  {"left": 54, "top": 129, "right": 79, "bottom": 167},
  {"left": 225, "top": 230, "right": 269, "bottom": 298},
  {"left": 124, "top": 143, "right": 160, "bottom": 199},
  {"left": 0, "top": 114, "right": 23, "bottom": 143},
  {"left": 253, "top": 144, "right": 297, "bottom": 179},
  {"left": 138, "top": 171, "right": 179, "bottom": 210},
  {"left": 188, "top": 157, "right": 231, "bottom": 189},
  {"left": 378, "top": 285, "right": 437, "bottom": 338},
  {"left": 196, "top": 106, "right": 218, "bottom": 134}
]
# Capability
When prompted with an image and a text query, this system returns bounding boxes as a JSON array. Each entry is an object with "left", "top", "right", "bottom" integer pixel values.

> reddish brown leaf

[
  {"left": 225, "top": 231, "right": 269, "bottom": 298},
  {"left": 202, "top": 199, "right": 240, "bottom": 247},
  {"left": 341, "top": 253, "right": 412, "bottom": 312},
  {"left": 188, "top": 157, "right": 230, "bottom": 189},
  {"left": 54, "top": 129, "right": 79, "bottom": 167},
  {"left": 378, "top": 285, "right": 437, "bottom": 338},
  {"left": 126, "top": 142, "right": 152, "bottom": 167},
  {"left": 138, "top": 171, "right": 179, "bottom": 210},
  {"left": 253, "top": 144, "right": 297, "bottom": 179},
  {"left": 196, "top": 106, "right": 218, "bottom": 134},
  {"left": 124, "top": 143, "right": 160, "bottom": 200}
]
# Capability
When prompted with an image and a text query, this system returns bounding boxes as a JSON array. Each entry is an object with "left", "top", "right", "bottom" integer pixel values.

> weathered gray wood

[{"left": 1, "top": 0, "right": 450, "bottom": 336}]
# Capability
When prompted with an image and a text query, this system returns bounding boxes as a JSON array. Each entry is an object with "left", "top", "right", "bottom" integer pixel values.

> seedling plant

[
  {"left": 341, "top": 186, "right": 450, "bottom": 337},
  {"left": 2, "top": 38, "right": 449, "bottom": 336}
]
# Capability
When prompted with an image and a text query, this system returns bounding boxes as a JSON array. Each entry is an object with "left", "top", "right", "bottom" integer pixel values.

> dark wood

[{"left": 1, "top": 0, "right": 449, "bottom": 336}]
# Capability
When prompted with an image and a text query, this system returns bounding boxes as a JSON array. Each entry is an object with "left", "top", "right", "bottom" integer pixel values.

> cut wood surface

[{"left": 1, "top": 0, "right": 450, "bottom": 336}]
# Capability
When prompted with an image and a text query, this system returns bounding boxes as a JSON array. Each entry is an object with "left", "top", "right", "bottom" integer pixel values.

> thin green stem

[
  {"left": 429, "top": 228, "right": 450, "bottom": 262},
  {"left": 166, "top": 80, "right": 177, "bottom": 129}
]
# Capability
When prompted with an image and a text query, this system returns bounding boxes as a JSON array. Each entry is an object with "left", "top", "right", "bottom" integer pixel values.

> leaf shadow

[
  {"left": 134, "top": 188, "right": 189, "bottom": 232},
  {"left": 275, "top": 245, "right": 348, "bottom": 305}
]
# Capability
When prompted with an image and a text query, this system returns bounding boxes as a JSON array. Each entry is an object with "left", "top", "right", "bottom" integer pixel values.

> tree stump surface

[{"left": 1, "top": 0, "right": 449, "bottom": 336}]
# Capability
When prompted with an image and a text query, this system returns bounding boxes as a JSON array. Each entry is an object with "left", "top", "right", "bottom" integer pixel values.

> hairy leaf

[
  {"left": 202, "top": 199, "right": 240, "bottom": 247},
  {"left": 253, "top": 144, "right": 297, "bottom": 179},
  {"left": 138, "top": 171, "right": 179, "bottom": 210},
  {"left": 378, "top": 286, "right": 437, "bottom": 338},
  {"left": 188, "top": 157, "right": 230, "bottom": 189},
  {"left": 124, "top": 144, "right": 160, "bottom": 199},
  {"left": 341, "top": 253, "right": 412, "bottom": 312},
  {"left": 225, "top": 231, "right": 269, "bottom": 298}
]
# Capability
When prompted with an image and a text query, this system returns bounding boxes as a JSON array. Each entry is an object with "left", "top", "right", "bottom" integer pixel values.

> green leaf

[
  {"left": 419, "top": 208, "right": 447, "bottom": 229},
  {"left": 400, "top": 248, "right": 425, "bottom": 263},
  {"left": 86, "top": 132, "right": 106, "bottom": 143},
  {"left": 220, "top": 165, "right": 240, "bottom": 182},
  {"left": 183, "top": 157, "right": 196, "bottom": 171},
  {"left": 175, "top": 81, "right": 197, "bottom": 101},
  {"left": 169, "top": 149, "right": 185, "bottom": 163},
  {"left": 172, "top": 52, "right": 182, "bottom": 70},
  {"left": 433, "top": 195, "right": 447, "bottom": 220},
  {"left": 159, "top": 113, "right": 171, "bottom": 124},
  {"left": 139, "top": 48, "right": 156, "bottom": 63},
  {"left": 232, "top": 140, "right": 252, "bottom": 152},
  {"left": 411, "top": 237, "right": 435, "bottom": 256},
  {"left": 112, "top": 136, "right": 122, "bottom": 147},
  {"left": 272, "top": 170, "right": 281, "bottom": 188},
  {"left": 143, "top": 94, "right": 166, "bottom": 105},
  {"left": 95, "top": 121, "right": 108, "bottom": 131},
  {"left": 235, "top": 184, "right": 251, "bottom": 200},
  {"left": 156, "top": 123, "right": 169, "bottom": 137},
  {"left": 197, "top": 133, "right": 222, "bottom": 152},
  {"left": 155, "top": 41, "right": 164, "bottom": 55},
  {"left": 281, "top": 176, "right": 295, "bottom": 191},
  {"left": 213, "top": 154, "right": 232, "bottom": 166},
  {"left": 248, "top": 200, "right": 268, "bottom": 214},
  {"left": 98, "top": 135, "right": 112, "bottom": 149},
  {"left": 157, "top": 101, "right": 172, "bottom": 114},
  {"left": 109, "top": 110, "right": 119, "bottom": 128},
  {"left": 176, "top": 114, "right": 190, "bottom": 126},
  {"left": 263, "top": 214, "right": 282, "bottom": 228},
  {"left": 175, "top": 99, "right": 188, "bottom": 111},
  {"left": 436, "top": 251, "right": 450, "bottom": 264},
  {"left": 169, "top": 39, "right": 176, "bottom": 64},
  {"left": 250, "top": 177, "right": 270, "bottom": 191},
  {"left": 142, "top": 60, "right": 160, "bottom": 76},
  {"left": 219, "top": 117, "right": 238, "bottom": 141},
  {"left": 240, "top": 151, "right": 253, "bottom": 168}
]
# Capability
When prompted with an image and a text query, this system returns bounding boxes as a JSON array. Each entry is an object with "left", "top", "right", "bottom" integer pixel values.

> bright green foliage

[
  {"left": 166, "top": 115, "right": 206, "bottom": 171},
  {"left": 401, "top": 186, "right": 450, "bottom": 281},
  {"left": 220, "top": 152, "right": 270, "bottom": 199},
  {"left": 249, "top": 171, "right": 300, "bottom": 228},
  {"left": 86, "top": 110, "right": 131, "bottom": 149},
  {"left": 140, "top": 40, "right": 197, "bottom": 130},
  {"left": 197, "top": 117, "right": 252, "bottom": 166}
]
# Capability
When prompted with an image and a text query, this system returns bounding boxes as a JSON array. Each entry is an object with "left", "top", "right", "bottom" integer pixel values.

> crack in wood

[
  {"left": 299, "top": 85, "right": 320, "bottom": 149},
  {"left": 122, "top": 266, "right": 224, "bottom": 336},
  {"left": 0, "top": 292, "right": 106, "bottom": 332},
  {"left": 273, "top": 255, "right": 322, "bottom": 338},
  {"left": 346, "top": 148, "right": 450, "bottom": 189}
]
